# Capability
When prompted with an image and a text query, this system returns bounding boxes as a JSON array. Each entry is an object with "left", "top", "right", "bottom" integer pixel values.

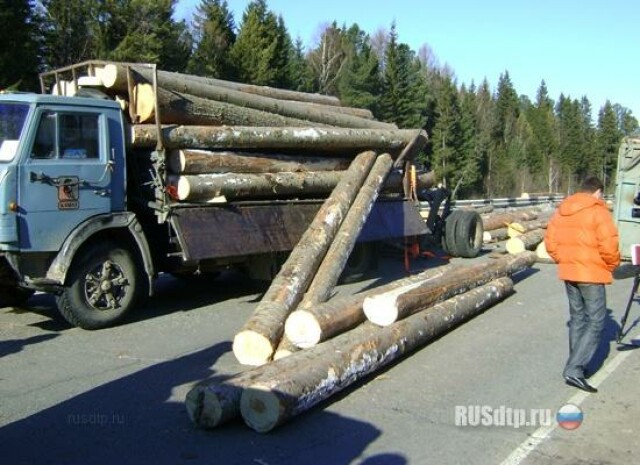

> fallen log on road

[
  {"left": 363, "top": 252, "right": 536, "bottom": 326},
  {"left": 239, "top": 278, "right": 515, "bottom": 433},
  {"left": 505, "top": 229, "right": 546, "bottom": 255},
  {"left": 481, "top": 209, "right": 541, "bottom": 231}
]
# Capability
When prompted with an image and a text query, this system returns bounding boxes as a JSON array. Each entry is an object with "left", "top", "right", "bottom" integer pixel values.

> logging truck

[{"left": 0, "top": 62, "right": 482, "bottom": 329}]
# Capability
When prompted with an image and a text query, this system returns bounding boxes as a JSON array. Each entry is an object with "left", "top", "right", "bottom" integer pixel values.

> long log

[
  {"left": 173, "top": 171, "right": 343, "bottom": 201},
  {"left": 285, "top": 260, "right": 466, "bottom": 348},
  {"left": 130, "top": 125, "right": 421, "bottom": 153},
  {"left": 505, "top": 229, "right": 546, "bottom": 255},
  {"left": 100, "top": 62, "right": 342, "bottom": 107},
  {"left": 130, "top": 78, "right": 390, "bottom": 129},
  {"left": 170, "top": 169, "right": 432, "bottom": 202},
  {"left": 299, "top": 154, "right": 393, "bottom": 307},
  {"left": 168, "top": 149, "right": 352, "bottom": 174},
  {"left": 133, "top": 83, "right": 329, "bottom": 128},
  {"left": 481, "top": 209, "right": 541, "bottom": 231},
  {"left": 232, "top": 152, "right": 377, "bottom": 366},
  {"left": 536, "top": 240, "right": 554, "bottom": 264},
  {"left": 482, "top": 227, "right": 509, "bottom": 243},
  {"left": 507, "top": 218, "right": 549, "bottom": 238},
  {"left": 273, "top": 337, "right": 299, "bottom": 361},
  {"left": 239, "top": 278, "right": 516, "bottom": 433},
  {"left": 363, "top": 252, "right": 537, "bottom": 326}
]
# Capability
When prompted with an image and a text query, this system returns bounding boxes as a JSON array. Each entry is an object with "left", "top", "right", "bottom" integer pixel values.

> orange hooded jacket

[{"left": 544, "top": 192, "right": 620, "bottom": 284}]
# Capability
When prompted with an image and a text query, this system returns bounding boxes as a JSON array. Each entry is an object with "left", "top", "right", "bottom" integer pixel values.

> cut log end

[
  {"left": 134, "top": 83, "right": 156, "bottom": 123},
  {"left": 233, "top": 330, "right": 275, "bottom": 366},
  {"left": 240, "top": 384, "right": 283, "bottom": 433},
  {"left": 505, "top": 238, "right": 526, "bottom": 254},
  {"left": 284, "top": 310, "right": 322, "bottom": 348},
  {"left": 186, "top": 385, "right": 231, "bottom": 429},
  {"left": 362, "top": 294, "right": 400, "bottom": 327}
]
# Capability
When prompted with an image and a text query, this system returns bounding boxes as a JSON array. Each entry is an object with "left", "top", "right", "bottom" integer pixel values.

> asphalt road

[{"left": 1, "top": 247, "right": 639, "bottom": 465}]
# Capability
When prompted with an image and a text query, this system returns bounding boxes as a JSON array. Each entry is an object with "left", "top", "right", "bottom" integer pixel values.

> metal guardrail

[{"left": 419, "top": 194, "right": 565, "bottom": 211}]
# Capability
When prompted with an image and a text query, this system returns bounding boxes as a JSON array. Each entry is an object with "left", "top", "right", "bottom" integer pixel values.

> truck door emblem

[{"left": 58, "top": 176, "right": 79, "bottom": 210}]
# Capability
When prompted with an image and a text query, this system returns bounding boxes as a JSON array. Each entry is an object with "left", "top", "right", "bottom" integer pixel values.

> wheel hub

[{"left": 84, "top": 260, "right": 129, "bottom": 311}]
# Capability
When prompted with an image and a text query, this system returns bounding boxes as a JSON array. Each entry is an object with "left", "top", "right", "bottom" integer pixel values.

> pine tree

[
  {"left": 430, "top": 75, "right": 462, "bottom": 190},
  {"left": 96, "top": 0, "right": 191, "bottom": 72},
  {"left": 287, "top": 37, "right": 314, "bottom": 92},
  {"left": 337, "top": 24, "right": 381, "bottom": 111},
  {"left": 41, "top": 0, "right": 98, "bottom": 68},
  {"left": 186, "top": 0, "right": 236, "bottom": 79},
  {"left": 491, "top": 71, "right": 520, "bottom": 195},
  {"left": 475, "top": 79, "right": 495, "bottom": 197},
  {"left": 0, "top": 0, "right": 41, "bottom": 90},
  {"left": 378, "top": 23, "right": 425, "bottom": 128},
  {"left": 230, "top": 0, "right": 291, "bottom": 87},
  {"left": 596, "top": 101, "right": 622, "bottom": 192}
]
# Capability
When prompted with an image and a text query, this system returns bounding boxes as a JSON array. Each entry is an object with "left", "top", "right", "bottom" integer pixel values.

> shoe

[{"left": 564, "top": 376, "right": 598, "bottom": 393}]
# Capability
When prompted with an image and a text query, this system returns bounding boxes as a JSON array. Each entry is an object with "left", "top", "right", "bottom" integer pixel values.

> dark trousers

[{"left": 563, "top": 282, "right": 606, "bottom": 378}]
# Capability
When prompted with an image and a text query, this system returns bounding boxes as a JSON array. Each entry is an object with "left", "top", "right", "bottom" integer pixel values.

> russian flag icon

[{"left": 556, "top": 404, "right": 583, "bottom": 430}]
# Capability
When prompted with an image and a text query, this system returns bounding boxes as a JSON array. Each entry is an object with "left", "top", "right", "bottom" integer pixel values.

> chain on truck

[{"left": 0, "top": 61, "right": 483, "bottom": 329}]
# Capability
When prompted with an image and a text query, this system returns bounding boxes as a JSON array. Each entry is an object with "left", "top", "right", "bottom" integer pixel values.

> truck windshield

[{"left": 0, "top": 103, "right": 30, "bottom": 162}]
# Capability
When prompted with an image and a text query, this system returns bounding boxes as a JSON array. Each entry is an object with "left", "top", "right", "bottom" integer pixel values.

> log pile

[
  {"left": 48, "top": 61, "right": 432, "bottom": 205},
  {"left": 186, "top": 251, "right": 537, "bottom": 432}
]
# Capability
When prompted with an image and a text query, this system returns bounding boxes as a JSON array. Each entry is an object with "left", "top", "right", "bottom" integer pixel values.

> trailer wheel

[
  {"left": 56, "top": 242, "right": 143, "bottom": 329},
  {"left": 442, "top": 210, "right": 464, "bottom": 256},
  {"left": 453, "top": 211, "right": 484, "bottom": 258},
  {"left": 0, "top": 286, "right": 34, "bottom": 308}
]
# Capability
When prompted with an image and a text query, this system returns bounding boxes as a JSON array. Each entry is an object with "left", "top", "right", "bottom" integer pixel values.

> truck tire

[
  {"left": 442, "top": 210, "right": 465, "bottom": 256},
  {"left": 340, "top": 242, "right": 376, "bottom": 283},
  {"left": 0, "top": 286, "right": 34, "bottom": 308},
  {"left": 56, "top": 242, "right": 143, "bottom": 329},
  {"left": 453, "top": 211, "right": 484, "bottom": 258}
]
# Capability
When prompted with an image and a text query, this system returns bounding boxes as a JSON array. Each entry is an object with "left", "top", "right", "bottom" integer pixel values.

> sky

[{"left": 174, "top": 0, "right": 640, "bottom": 120}]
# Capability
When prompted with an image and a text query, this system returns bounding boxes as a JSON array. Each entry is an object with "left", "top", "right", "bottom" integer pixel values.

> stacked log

[
  {"left": 505, "top": 229, "right": 546, "bottom": 255},
  {"left": 481, "top": 208, "right": 542, "bottom": 232}
]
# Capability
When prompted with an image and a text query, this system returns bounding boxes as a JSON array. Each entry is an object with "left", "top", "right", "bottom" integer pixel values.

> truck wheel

[
  {"left": 340, "top": 242, "right": 375, "bottom": 283},
  {"left": 0, "top": 286, "right": 35, "bottom": 308},
  {"left": 453, "top": 211, "right": 484, "bottom": 258},
  {"left": 56, "top": 243, "right": 143, "bottom": 329},
  {"left": 442, "top": 210, "right": 464, "bottom": 256}
]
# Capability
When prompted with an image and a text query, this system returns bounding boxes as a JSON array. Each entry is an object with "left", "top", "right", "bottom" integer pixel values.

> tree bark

[
  {"left": 483, "top": 227, "right": 509, "bottom": 243},
  {"left": 505, "top": 229, "right": 546, "bottom": 255},
  {"left": 129, "top": 77, "right": 390, "bottom": 129},
  {"left": 173, "top": 171, "right": 345, "bottom": 201},
  {"left": 133, "top": 83, "right": 331, "bottom": 128},
  {"left": 232, "top": 151, "right": 377, "bottom": 366},
  {"left": 507, "top": 218, "right": 549, "bottom": 238},
  {"left": 170, "top": 169, "right": 425, "bottom": 202},
  {"left": 285, "top": 260, "right": 465, "bottom": 348},
  {"left": 130, "top": 125, "right": 421, "bottom": 154},
  {"left": 363, "top": 252, "right": 537, "bottom": 326},
  {"left": 100, "top": 62, "right": 342, "bottom": 106},
  {"left": 273, "top": 336, "right": 299, "bottom": 361},
  {"left": 168, "top": 149, "right": 352, "bottom": 175},
  {"left": 239, "top": 278, "right": 515, "bottom": 433},
  {"left": 298, "top": 154, "right": 393, "bottom": 307},
  {"left": 481, "top": 208, "right": 541, "bottom": 231}
]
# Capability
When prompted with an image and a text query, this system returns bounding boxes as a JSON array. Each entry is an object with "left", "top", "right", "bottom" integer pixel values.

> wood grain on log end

[
  {"left": 233, "top": 330, "right": 274, "bottom": 366},
  {"left": 240, "top": 384, "right": 283, "bottom": 433},
  {"left": 284, "top": 310, "right": 322, "bottom": 348},
  {"left": 134, "top": 82, "right": 155, "bottom": 122},
  {"left": 505, "top": 238, "right": 526, "bottom": 254}
]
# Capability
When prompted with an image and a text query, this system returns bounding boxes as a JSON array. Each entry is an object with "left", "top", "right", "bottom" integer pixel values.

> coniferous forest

[{"left": 2, "top": 0, "right": 638, "bottom": 198}]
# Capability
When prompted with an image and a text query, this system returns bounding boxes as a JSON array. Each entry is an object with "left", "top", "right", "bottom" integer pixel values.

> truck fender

[{"left": 46, "top": 212, "right": 155, "bottom": 295}]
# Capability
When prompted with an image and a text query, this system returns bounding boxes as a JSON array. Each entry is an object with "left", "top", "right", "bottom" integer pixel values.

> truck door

[{"left": 18, "top": 108, "right": 112, "bottom": 251}]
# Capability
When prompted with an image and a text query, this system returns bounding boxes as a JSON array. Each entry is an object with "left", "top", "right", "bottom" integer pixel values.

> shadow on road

[
  {"left": 0, "top": 333, "right": 59, "bottom": 358},
  {"left": 0, "top": 341, "right": 385, "bottom": 465}
]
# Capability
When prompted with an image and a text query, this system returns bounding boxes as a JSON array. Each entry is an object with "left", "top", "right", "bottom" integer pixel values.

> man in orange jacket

[{"left": 545, "top": 176, "right": 620, "bottom": 393}]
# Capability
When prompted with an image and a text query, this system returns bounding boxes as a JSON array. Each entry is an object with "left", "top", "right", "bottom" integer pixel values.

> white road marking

[{"left": 500, "top": 332, "right": 638, "bottom": 465}]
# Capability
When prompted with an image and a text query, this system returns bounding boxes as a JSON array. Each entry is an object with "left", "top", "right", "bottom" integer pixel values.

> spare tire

[{"left": 442, "top": 210, "right": 465, "bottom": 256}]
